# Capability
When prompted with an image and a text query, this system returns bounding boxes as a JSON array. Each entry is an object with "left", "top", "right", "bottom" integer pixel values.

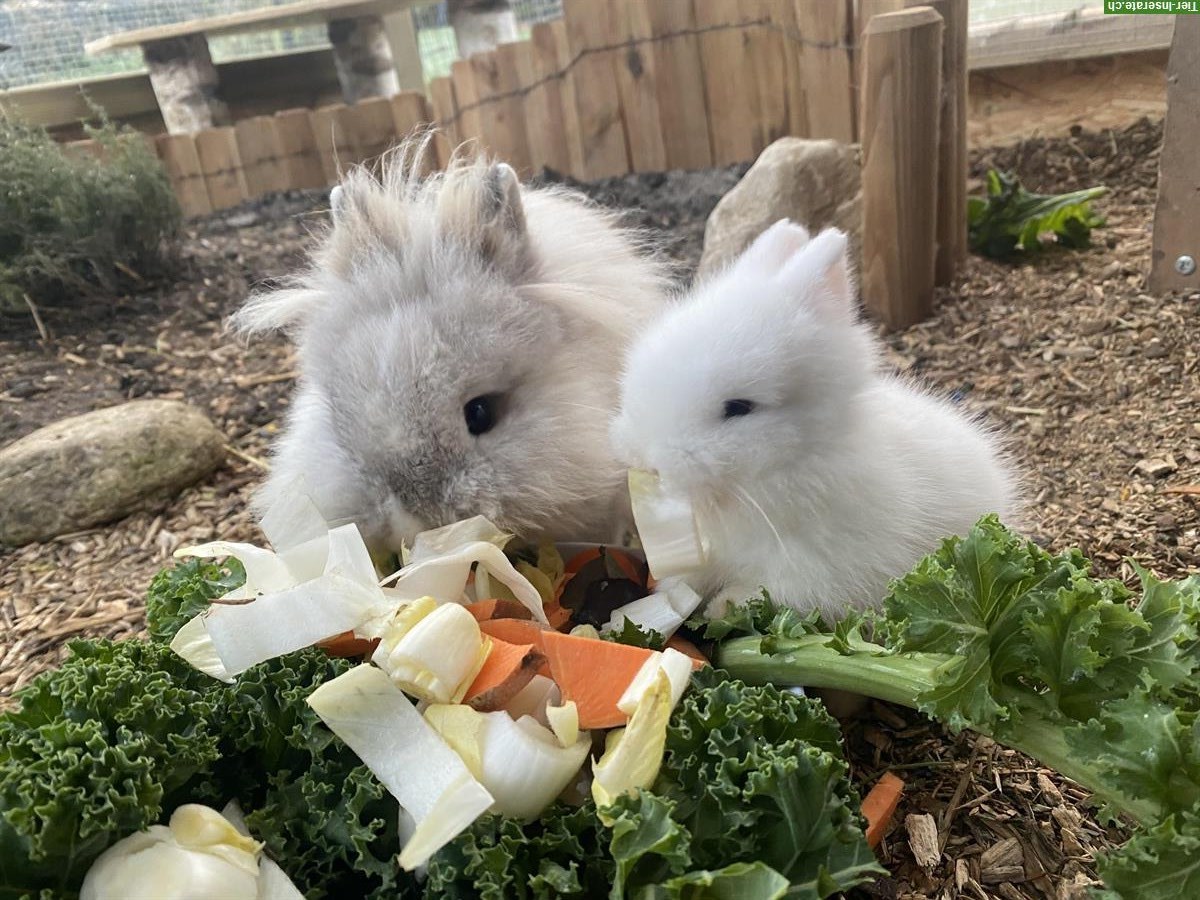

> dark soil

[{"left": 3, "top": 116, "right": 1196, "bottom": 900}]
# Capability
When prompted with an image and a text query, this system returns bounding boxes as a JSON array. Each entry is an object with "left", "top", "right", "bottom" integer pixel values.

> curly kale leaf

[
  {"left": 423, "top": 802, "right": 613, "bottom": 899},
  {"left": 0, "top": 639, "right": 226, "bottom": 896},
  {"left": 605, "top": 668, "right": 882, "bottom": 899},
  {"left": 144, "top": 556, "right": 245, "bottom": 642}
]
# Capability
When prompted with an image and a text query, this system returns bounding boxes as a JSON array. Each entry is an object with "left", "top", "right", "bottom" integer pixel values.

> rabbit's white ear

[
  {"left": 738, "top": 219, "right": 812, "bottom": 276},
  {"left": 329, "top": 184, "right": 346, "bottom": 222},
  {"left": 778, "top": 228, "right": 856, "bottom": 323}
]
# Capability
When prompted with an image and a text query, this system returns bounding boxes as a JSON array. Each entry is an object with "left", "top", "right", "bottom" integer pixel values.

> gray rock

[
  {"left": 0, "top": 400, "right": 225, "bottom": 546},
  {"left": 698, "top": 138, "right": 862, "bottom": 280}
]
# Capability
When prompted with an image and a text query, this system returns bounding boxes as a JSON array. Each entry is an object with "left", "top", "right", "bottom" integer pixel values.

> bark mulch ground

[{"left": 2, "top": 117, "right": 1195, "bottom": 899}]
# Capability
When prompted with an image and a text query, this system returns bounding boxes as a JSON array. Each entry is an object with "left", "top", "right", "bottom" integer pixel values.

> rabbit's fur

[
  {"left": 611, "top": 220, "right": 1019, "bottom": 620},
  {"left": 235, "top": 139, "right": 671, "bottom": 551}
]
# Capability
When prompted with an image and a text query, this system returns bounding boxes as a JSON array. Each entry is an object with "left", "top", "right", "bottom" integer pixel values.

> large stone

[
  {"left": 698, "top": 138, "right": 863, "bottom": 280},
  {"left": 0, "top": 400, "right": 225, "bottom": 546}
]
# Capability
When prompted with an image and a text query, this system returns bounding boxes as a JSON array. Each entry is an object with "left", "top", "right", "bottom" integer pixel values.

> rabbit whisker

[{"left": 729, "top": 481, "right": 792, "bottom": 570}]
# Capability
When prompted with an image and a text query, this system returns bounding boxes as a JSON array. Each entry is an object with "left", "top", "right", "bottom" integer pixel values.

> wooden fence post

[
  {"left": 274, "top": 108, "right": 327, "bottom": 190},
  {"left": 310, "top": 103, "right": 357, "bottom": 183},
  {"left": 1149, "top": 15, "right": 1200, "bottom": 294},
  {"left": 451, "top": 59, "right": 485, "bottom": 150},
  {"left": 156, "top": 133, "right": 212, "bottom": 217},
  {"left": 695, "top": 0, "right": 759, "bottom": 165},
  {"left": 427, "top": 76, "right": 460, "bottom": 169},
  {"left": 793, "top": 0, "right": 857, "bottom": 143},
  {"left": 562, "top": 0, "right": 630, "bottom": 179},
  {"left": 194, "top": 126, "right": 248, "bottom": 211},
  {"left": 235, "top": 115, "right": 287, "bottom": 198},
  {"left": 521, "top": 22, "right": 572, "bottom": 176},
  {"left": 341, "top": 95, "right": 400, "bottom": 168},
  {"left": 644, "top": 0, "right": 712, "bottom": 170},
  {"left": 860, "top": 6, "right": 943, "bottom": 330},
  {"left": 613, "top": 0, "right": 668, "bottom": 173}
]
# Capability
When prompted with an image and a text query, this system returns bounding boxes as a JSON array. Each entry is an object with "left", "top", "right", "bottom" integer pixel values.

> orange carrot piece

[
  {"left": 562, "top": 547, "right": 645, "bottom": 584},
  {"left": 544, "top": 598, "right": 574, "bottom": 631},
  {"left": 479, "top": 619, "right": 554, "bottom": 677},
  {"left": 665, "top": 634, "right": 709, "bottom": 670},
  {"left": 862, "top": 772, "right": 906, "bottom": 849},
  {"left": 539, "top": 630, "right": 658, "bottom": 729},
  {"left": 317, "top": 631, "right": 380, "bottom": 659},
  {"left": 464, "top": 638, "right": 547, "bottom": 711},
  {"left": 465, "top": 598, "right": 534, "bottom": 622}
]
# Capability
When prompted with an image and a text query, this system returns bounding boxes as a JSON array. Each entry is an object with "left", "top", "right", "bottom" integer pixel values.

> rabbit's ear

[
  {"left": 737, "top": 219, "right": 812, "bottom": 277},
  {"left": 778, "top": 228, "right": 857, "bottom": 324},
  {"left": 477, "top": 163, "right": 531, "bottom": 277},
  {"left": 329, "top": 184, "right": 347, "bottom": 222}
]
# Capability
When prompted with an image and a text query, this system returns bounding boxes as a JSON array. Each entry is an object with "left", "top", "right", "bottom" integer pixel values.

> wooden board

[
  {"left": 451, "top": 58, "right": 485, "bottom": 149},
  {"left": 794, "top": 0, "right": 856, "bottom": 142},
  {"left": 694, "top": 0, "right": 759, "bottom": 166},
  {"left": 472, "top": 44, "right": 533, "bottom": 173},
  {"left": 156, "top": 133, "right": 212, "bottom": 217},
  {"left": 235, "top": 115, "right": 287, "bottom": 198},
  {"left": 522, "top": 22, "right": 572, "bottom": 176},
  {"left": 771, "top": 0, "right": 806, "bottom": 138},
  {"left": 427, "top": 76, "right": 459, "bottom": 169},
  {"left": 86, "top": 0, "right": 420, "bottom": 53},
  {"left": 340, "top": 95, "right": 399, "bottom": 167},
  {"left": 643, "top": 0, "right": 712, "bottom": 170},
  {"left": 549, "top": 18, "right": 586, "bottom": 178},
  {"left": 613, "top": 0, "right": 667, "bottom": 173},
  {"left": 194, "top": 126, "right": 248, "bottom": 211},
  {"left": 274, "top": 107, "right": 327, "bottom": 189},
  {"left": 1149, "top": 15, "right": 1200, "bottom": 294},
  {"left": 310, "top": 102, "right": 357, "bottom": 182},
  {"left": 924, "top": 0, "right": 968, "bottom": 285},
  {"left": 562, "top": 0, "right": 630, "bottom": 179},
  {"left": 741, "top": 0, "right": 788, "bottom": 150},
  {"left": 860, "top": 7, "right": 943, "bottom": 329},
  {"left": 390, "top": 89, "right": 433, "bottom": 172}
]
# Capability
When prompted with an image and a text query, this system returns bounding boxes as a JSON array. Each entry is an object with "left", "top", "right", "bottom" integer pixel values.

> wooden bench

[{"left": 84, "top": 0, "right": 425, "bottom": 134}]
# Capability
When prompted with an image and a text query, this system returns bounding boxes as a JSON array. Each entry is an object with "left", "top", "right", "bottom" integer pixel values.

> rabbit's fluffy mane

[{"left": 232, "top": 135, "right": 669, "bottom": 344}]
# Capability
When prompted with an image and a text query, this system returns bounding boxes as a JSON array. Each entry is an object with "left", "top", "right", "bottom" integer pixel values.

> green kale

[
  {"left": 714, "top": 515, "right": 1200, "bottom": 898},
  {"left": 605, "top": 668, "right": 883, "bottom": 898},
  {"left": 144, "top": 555, "right": 244, "bottom": 642},
  {"left": 603, "top": 617, "right": 667, "bottom": 650},
  {"left": 967, "top": 169, "right": 1106, "bottom": 259}
]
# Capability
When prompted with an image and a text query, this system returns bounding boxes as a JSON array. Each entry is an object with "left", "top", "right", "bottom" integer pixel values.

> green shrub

[{"left": 0, "top": 116, "right": 181, "bottom": 310}]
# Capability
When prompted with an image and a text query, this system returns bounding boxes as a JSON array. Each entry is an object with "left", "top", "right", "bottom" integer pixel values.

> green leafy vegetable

[
  {"left": 713, "top": 515, "right": 1200, "bottom": 897},
  {"left": 603, "top": 616, "right": 667, "bottom": 650},
  {"left": 145, "top": 556, "right": 245, "bottom": 643},
  {"left": 967, "top": 169, "right": 1105, "bottom": 259}
]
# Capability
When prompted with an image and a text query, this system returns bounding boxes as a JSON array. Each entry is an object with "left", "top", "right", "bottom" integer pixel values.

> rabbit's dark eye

[
  {"left": 464, "top": 395, "right": 500, "bottom": 436},
  {"left": 723, "top": 399, "right": 756, "bottom": 419}
]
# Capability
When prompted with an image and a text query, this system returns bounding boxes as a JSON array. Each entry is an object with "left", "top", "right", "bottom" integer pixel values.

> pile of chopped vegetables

[
  {"left": 0, "top": 481, "right": 877, "bottom": 899},
  {"left": 4, "top": 476, "right": 1197, "bottom": 898}
]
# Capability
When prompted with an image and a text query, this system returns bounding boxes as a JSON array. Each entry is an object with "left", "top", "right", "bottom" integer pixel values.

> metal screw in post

[{"left": 1176, "top": 255, "right": 1197, "bottom": 277}]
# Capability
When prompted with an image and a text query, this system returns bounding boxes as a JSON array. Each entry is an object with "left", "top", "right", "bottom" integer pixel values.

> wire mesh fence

[
  {"left": 0, "top": 0, "right": 1173, "bottom": 92},
  {"left": 0, "top": 0, "right": 562, "bottom": 91}
]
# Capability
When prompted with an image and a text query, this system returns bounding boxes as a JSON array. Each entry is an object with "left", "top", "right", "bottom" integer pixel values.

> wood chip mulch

[{"left": 1, "top": 117, "right": 1195, "bottom": 899}]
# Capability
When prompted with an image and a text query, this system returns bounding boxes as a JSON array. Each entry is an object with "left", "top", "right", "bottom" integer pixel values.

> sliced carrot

[
  {"left": 562, "top": 547, "right": 646, "bottom": 585},
  {"left": 464, "top": 638, "right": 547, "bottom": 712},
  {"left": 479, "top": 618, "right": 554, "bottom": 677},
  {"left": 539, "top": 629, "right": 658, "bottom": 729},
  {"left": 665, "top": 634, "right": 710, "bottom": 670},
  {"left": 464, "top": 598, "right": 534, "bottom": 622},
  {"left": 317, "top": 631, "right": 380, "bottom": 659},
  {"left": 543, "top": 597, "right": 574, "bottom": 631},
  {"left": 861, "top": 772, "right": 906, "bottom": 849}
]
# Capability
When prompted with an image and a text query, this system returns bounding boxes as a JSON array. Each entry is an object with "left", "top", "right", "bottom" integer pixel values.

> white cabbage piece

[{"left": 603, "top": 576, "right": 705, "bottom": 640}]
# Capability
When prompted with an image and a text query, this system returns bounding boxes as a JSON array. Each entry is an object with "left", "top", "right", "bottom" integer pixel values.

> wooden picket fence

[{"left": 65, "top": 0, "right": 968, "bottom": 329}]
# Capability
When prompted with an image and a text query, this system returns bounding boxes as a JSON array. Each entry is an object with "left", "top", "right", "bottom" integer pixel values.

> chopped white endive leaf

[
  {"left": 425, "top": 705, "right": 591, "bottom": 820},
  {"left": 169, "top": 616, "right": 233, "bottom": 684},
  {"left": 408, "top": 516, "right": 513, "bottom": 565},
  {"left": 258, "top": 477, "right": 328, "bottom": 554},
  {"left": 371, "top": 602, "right": 489, "bottom": 703},
  {"left": 616, "top": 648, "right": 694, "bottom": 716},
  {"left": 627, "top": 469, "right": 709, "bottom": 580},
  {"left": 383, "top": 541, "right": 549, "bottom": 624},
  {"left": 603, "top": 576, "right": 704, "bottom": 640},
  {"left": 306, "top": 664, "right": 494, "bottom": 871},
  {"left": 219, "top": 801, "right": 306, "bottom": 900},
  {"left": 503, "top": 674, "right": 559, "bottom": 724},
  {"left": 200, "top": 574, "right": 394, "bottom": 678},
  {"left": 592, "top": 669, "right": 678, "bottom": 810},
  {"left": 545, "top": 700, "right": 580, "bottom": 748},
  {"left": 80, "top": 804, "right": 263, "bottom": 900},
  {"left": 175, "top": 541, "right": 297, "bottom": 602}
]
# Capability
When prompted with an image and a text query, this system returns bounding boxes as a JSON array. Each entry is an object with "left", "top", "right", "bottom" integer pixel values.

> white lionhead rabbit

[
  {"left": 611, "top": 219, "right": 1019, "bottom": 619},
  {"left": 234, "top": 141, "right": 671, "bottom": 552}
]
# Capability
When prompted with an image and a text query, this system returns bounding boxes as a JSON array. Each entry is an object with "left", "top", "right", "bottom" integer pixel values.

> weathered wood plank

[
  {"left": 613, "top": 0, "right": 668, "bottom": 173},
  {"left": 194, "top": 126, "right": 248, "bottom": 210},
  {"left": 562, "top": 0, "right": 630, "bottom": 179},
  {"left": 156, "top": 132, "right": 212, "bottom": 216},
  {"left": 274, "top": 107, "right": 327, "bottom": 189},
  {"left": 235, "top": 115, "right": 287, "bottom": 197}
]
